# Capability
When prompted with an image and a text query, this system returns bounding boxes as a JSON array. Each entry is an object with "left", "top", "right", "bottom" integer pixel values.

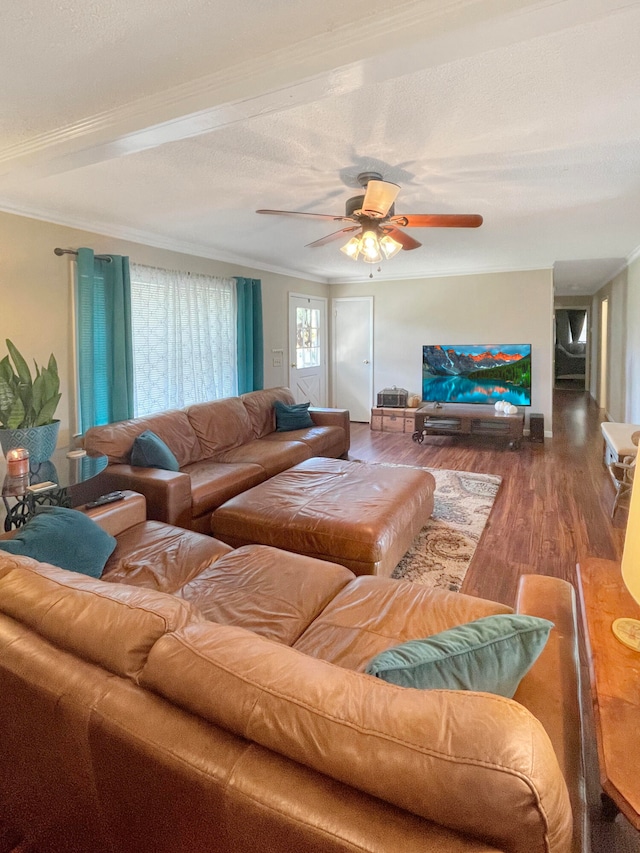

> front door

[{"left": 288, "top": 293, "right": 327, "bottom": 405}]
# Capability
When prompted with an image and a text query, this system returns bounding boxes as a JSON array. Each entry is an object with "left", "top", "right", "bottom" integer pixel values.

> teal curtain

[
  {"left": 235, "top": 277, "right": 264, "bottom": 393},
  {"left": 76, "top": 248, "right": 134, "bottom": 431}
]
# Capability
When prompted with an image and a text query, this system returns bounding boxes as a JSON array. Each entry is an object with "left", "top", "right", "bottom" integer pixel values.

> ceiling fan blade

[
  {"left": 391, "top": 214, "right": 483, "bottom": 228},
  {"left": 361, "top": 180, "right": 400, "bottom": 218},
  {"left": 305, "top": 226, "right": 360, "bottom": 248},
  {"left": 256, "top": 209, "right": 352, "bottom": 222},
  {"left": 381, "top": 226, "right": 422, "bottom": 251}
]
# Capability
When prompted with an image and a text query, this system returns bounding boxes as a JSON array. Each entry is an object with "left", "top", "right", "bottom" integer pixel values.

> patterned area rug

[{"left": 359, "top": 463, "right": 501, "bottom": 591}]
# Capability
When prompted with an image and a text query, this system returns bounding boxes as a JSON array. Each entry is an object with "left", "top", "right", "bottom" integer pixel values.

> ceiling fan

[{"left": 256, "top": 171, "right": 483, "bottom": 264}]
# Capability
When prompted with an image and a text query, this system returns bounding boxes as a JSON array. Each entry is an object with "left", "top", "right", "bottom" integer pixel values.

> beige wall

[
  {"left": 331, "top": 268, "right": 554, "bottom": 432},
  {"left": 593, "top": 254, "right": 640, "bottom": 424},
  {"left": 626, "top": 255, "right": 640, "bottom": 423},
  {"left": 0, "top": 211, "right": 327, "bottom": 445}
]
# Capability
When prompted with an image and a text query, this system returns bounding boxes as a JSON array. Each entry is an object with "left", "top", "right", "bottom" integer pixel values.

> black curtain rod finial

[{"left": 54, "top": 247, "right": 113, "bottom": 263}]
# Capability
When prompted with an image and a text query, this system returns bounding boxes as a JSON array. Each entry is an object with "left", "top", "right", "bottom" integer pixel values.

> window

[
  {"left": 130, "top": 264, "right": 237, "bottom": 416},
  {"left": 576, "top": 314, "right": 588, "bottom": 344},
  {"left": 296, "top": 306, "right": 320, "bottom": 368}
]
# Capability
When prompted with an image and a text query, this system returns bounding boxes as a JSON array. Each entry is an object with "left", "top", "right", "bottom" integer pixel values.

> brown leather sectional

[
  {"left": 83, "top": 387, "right": 350, "bottom": 533},
  {"left": 0, "top": 493, "right": 589, "bottom": 853}
]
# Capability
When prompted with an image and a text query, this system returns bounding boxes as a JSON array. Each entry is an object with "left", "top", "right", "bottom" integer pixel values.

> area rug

[{"left": 355, "top": 462, "right": 502, "bottom": 592}]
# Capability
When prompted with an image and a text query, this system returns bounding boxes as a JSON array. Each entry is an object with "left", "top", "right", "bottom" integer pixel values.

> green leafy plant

[{"left": 0, "top": 339, "right": 61, "bottom": 429}]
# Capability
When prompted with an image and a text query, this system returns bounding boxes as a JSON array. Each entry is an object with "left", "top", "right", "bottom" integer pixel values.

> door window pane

[{"left": 296, "top": 307, "right": 320, "bottom": 369}]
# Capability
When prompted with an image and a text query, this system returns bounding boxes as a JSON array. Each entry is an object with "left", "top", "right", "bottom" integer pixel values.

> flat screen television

[{"left": 422, "top": 344, "right": 531, "bottom": 406}]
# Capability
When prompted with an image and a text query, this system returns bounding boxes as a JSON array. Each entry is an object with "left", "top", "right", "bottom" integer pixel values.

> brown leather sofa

[
  {"left": 0, "top": 494, "right": 588, "bottom": 853},
  {"left": 83, "top": 387, "right": 350, "bottom": 533}
]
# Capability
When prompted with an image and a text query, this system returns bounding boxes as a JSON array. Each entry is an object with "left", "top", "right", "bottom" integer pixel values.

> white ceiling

[{"left": 2, "top": 0, "right": 640, "bottom": 294}]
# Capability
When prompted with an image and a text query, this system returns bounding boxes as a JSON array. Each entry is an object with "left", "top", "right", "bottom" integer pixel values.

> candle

[{"left": 6, "top": 447, "right": 29, "bottom": 477}]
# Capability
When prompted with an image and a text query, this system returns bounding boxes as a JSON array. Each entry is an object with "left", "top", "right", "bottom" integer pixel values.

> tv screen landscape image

[{"left": 422, "top": 344, "right": 532, "bottom": 406}]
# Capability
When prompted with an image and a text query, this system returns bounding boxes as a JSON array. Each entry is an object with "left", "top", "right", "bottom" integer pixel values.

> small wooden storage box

[{"left": 370, "top": 407, "right": 417, "bottom": 433}]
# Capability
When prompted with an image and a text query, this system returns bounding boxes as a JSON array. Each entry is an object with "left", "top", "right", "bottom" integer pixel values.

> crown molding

[
  {"left": 326, "top": 263, "right": 553, "bottom": 285},
  {"left": 0, "top": 201, "right": 328, "bottom": 283},
  {"left": 2, "top": 198, "right": 628, "bottom": 292},
  {"left": 598, "top": 259, "right": 629, "bottom": 288},
  {"left": 626, "top": 242, "right": 640, "bottom": 267},
  {"left": 0, "top": 200, "right": 555, "bottom": 285}
]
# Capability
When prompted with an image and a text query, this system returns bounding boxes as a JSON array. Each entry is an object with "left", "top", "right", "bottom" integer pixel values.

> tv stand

[{"left": 413, "top": 404, "right": 524, "bottom": 449}]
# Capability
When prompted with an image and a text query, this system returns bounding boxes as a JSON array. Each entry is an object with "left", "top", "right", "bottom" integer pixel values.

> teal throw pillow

[
  {"left": 274, "top": 400, "right": 315, "bottom": 432},
  {"left": 365, "top": 614, "right": 554, "bottom": 698},
  {"left": 130, "top": 429, "right": 180, "bottom": 471},
  {"left": 0, "top": 506, "right": 117, "bottom": 578}
]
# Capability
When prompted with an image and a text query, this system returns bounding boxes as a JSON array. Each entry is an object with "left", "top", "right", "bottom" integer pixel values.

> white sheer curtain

[{"left": 130, "top": 264, "right": 237, "bottom": 417}]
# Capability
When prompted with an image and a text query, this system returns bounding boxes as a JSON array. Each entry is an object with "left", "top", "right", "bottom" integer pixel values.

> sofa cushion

[
  {"left": 177, "top": 545, "right": 355, "bottom": 645},
  {"left": 241, "top": 387, "right": 296, "bottom": 438},
  {"left": 364, "top": 614, "right": 553, "bottom": 698},
  {"left": 186, "top": 397, "right": 255, "bottom": 457},
  {"left": 294, "top": 576, "right": 513, "bottom": 669},
  {"left": 101, "top": 520, "right": 233, "bottom": 593},
  {"left": 184, "top": 459, "right": 267, "bottom": 517},
  {"left": 130, "top": 430, "right": 180, "bottom": 471},
  {"left": 84, "top": 410, "right": 202, "bottom": 467},
  {"left": 214, "top": 438, "right": 311, "bottom": 478},
  {"left": 0, "top": 507, "right": 116, "bottom": 578},
  {"left": 141, "top": 620, "right": 572, "bottom": 853},
  {"left": 262, "top": 424, "right": 346, "bottom": 458},
  {"left": 0, "top": 555, "right": 203, "bottom": 680},
  {"left": 274, "top": 400, "right": 314, "bottom": 431}
]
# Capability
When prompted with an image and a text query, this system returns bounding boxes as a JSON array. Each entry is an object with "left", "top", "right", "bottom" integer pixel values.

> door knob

[
  {"left": 363, "top": 360, "right": 370, "bottom": 364},
  {"left": 290, "top": 363, "right": 296, "bottom": 368}
]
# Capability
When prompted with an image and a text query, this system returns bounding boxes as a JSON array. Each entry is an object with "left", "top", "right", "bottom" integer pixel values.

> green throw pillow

[
  {"left": 274, "top": 400, "right": 315, "bottom": 432},
  {"left": 130, "top": 429, "right": 180, "bottom": 471},
  {"left": 365, "top": 614, "right": 554, "bottom": 698},
  {"left": 0, "top": 506, "right": 117, "bottom": 578}
]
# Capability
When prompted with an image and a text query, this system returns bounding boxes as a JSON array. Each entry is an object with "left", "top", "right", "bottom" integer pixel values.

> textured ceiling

[{"left": 1, "top": 0, "right": 639, "bottom": 293}]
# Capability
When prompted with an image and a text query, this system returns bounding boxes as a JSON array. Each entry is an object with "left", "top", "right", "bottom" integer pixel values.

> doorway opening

[{"left": 554, "top": 307, "right": 588, "bottom": 391}]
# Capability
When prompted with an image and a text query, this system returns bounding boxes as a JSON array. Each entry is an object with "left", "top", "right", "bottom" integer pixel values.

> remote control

[
  {"left": 85, "top": 491, "right": 126, "bottom": 509},
  {"left": 27, "top": 481, "right": 58, "bottom": 493}
]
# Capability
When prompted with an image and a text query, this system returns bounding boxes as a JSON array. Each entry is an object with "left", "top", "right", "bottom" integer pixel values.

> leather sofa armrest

[
  {"left": 309, "top": 407, "right": 350, "bottom": 452},
  {"left": 514, "top": 574, "right": 588, "bottom": 853},
  {"left": 93, "top": 464, "right": 193, "bottom": 529},
  {"left": 81, "top": 490, "right": 147, "bottom": 537},
  {"left": 0, "top": 490, "right": 147, "bottom": 540}
]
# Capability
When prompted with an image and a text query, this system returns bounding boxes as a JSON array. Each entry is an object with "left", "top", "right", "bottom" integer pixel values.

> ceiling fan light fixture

[
  {"left": 340, "top": 235, "right": 361, "bottom": 260},
  {"left": 361, "top": 230, "right": 383, "bottom": 263},
  {"left": 379, "top": 233, "right": 403, "bottom": 259}
]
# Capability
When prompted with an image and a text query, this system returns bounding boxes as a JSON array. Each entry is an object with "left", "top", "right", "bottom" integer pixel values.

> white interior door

[
  {"left": 332, "top": 296, "right": 373, "bottom": 422},
  {"left": 288, "top": 294, "right": 327, "bottom": 405}
]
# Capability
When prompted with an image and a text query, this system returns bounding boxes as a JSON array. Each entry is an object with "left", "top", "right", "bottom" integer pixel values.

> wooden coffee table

[{"left": 577, "top": 557, "right": 640, "bottom": 829}]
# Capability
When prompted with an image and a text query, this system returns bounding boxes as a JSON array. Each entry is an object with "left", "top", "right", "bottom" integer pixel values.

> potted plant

[{"left": 0, "top": 339, "right": 62, "bottom": 462}]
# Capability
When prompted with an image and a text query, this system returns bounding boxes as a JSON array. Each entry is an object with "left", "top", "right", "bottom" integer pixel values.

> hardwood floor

[
  {"left": 349, "top": 390, "right": 626, "bottom": 604},
  {"left": 350, "top": 389, "right": 639, "bottom": 852}
]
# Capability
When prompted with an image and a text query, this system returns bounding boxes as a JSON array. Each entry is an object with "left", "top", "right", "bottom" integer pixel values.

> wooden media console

[{"left": 412, "top": 404, "right": 525, "bottom": 449}]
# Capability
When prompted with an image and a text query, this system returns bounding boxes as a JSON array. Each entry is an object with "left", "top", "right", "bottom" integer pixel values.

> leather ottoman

[{"left": 210, "top": 457, "right": 435, "bottom": 577}]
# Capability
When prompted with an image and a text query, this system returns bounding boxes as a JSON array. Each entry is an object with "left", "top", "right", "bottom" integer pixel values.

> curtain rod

[{"left": 54, "top": 247, "right": 113, "bottom": 263}]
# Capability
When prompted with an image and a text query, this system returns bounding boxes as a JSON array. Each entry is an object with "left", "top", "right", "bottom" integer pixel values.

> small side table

[
  {"left": 1, "top": 449, "right": 108, "bottom": 530},
  {"left": 576, "top": 557, "right": 640, "bottom": 829}
]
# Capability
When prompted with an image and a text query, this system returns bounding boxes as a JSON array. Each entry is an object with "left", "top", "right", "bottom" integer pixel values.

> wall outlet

[{"left": 272, "top": 356, "right": 282, "bottom": 367}]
